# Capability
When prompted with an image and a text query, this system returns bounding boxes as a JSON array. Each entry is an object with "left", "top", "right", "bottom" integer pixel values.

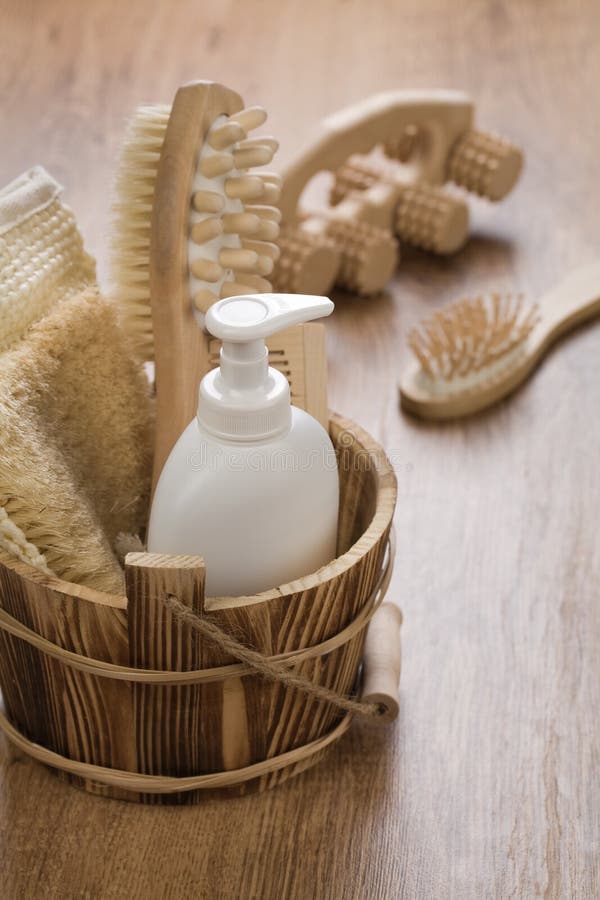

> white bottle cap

[{"left": 198, "top": 294, "right": 334, "bottom": 441}]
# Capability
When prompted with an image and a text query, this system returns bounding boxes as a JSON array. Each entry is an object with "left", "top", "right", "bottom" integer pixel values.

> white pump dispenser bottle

[{"left": 147, "top": 293, "right": 339, "bottom": 597}]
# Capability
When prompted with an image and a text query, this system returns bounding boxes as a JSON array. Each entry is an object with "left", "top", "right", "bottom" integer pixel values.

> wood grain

[{"left": 1, "top": 0, "right": 600, "bottom": 897}]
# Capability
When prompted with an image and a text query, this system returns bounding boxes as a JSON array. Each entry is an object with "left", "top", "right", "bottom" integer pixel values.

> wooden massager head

[{"left": 272, "top": 90, "right": 523, "bottom": 297}]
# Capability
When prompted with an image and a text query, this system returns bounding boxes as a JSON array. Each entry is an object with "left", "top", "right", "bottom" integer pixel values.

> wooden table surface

[{"left": 1, "top": 1, "right": 599, "bottom": 897}]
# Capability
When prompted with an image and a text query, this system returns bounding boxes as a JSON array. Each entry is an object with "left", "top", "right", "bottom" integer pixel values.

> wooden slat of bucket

[
  {"left": 0, "top": 550, "right": 134, "bottom": 800},
  {"left": 125, "top": 553, "right": 277, "bottom": 802},
  {"left": 125, "top": 554, "right": 219, "bottom": 794}
]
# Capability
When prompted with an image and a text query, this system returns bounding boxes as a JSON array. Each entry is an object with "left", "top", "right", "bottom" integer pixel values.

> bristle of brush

[
  {"left": 109, "top": 104, "right": 171, "bottom": 360},
  {"left": 110, "top": 97, "right": 281, "bottom": 358},
  {"left": 408, "top": 294, "right": 540, "bottom": 384}
]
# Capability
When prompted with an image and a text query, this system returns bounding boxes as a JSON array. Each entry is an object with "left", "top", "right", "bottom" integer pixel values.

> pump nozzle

[
  {"left": 205, "top": 293, "right": 334, "bottom": 342},
  {"left": 198, "top": 293, "right": 334, "bottom": 441}
]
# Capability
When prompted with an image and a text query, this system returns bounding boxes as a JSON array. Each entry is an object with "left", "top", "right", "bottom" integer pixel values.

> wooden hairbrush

[
  {"left": 273, "top": 90, "right": 523, "bottom": 296},
  {"left": 110, "top": 81, "right": 328, "bottom": 494},
  {"left": 399, "top": 261, "right": 600, "bottom": 420}
]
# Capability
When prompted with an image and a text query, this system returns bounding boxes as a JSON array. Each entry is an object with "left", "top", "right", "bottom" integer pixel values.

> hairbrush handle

[
  {"left": 536, "top": 260, "right": 600, "bottom": 345},
  {"left": 399, "top": 260, "right": 600, "bottom": 422},
  {"left": 362, "top": 602, "right": 403, "bottom": 723}
]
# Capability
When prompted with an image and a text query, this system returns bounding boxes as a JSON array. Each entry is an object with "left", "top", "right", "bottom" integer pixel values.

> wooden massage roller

[{"left": 272, "top": 90, "right": 523, "bottom": 296}]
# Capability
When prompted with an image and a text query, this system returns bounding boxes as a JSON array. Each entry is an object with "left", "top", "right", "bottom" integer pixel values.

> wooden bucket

[{"left": 0, "top": 412, "right": 397, "bottom": 803}]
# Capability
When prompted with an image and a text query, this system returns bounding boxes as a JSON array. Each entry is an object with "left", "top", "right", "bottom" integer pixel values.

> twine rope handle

[
  {"left": 164, "top": 595, "right": 382, "bottom": 718},
  {"left": 162, "top": 526, "right": 397, "bottom": 719},
  {"left": 0, "top": 532, "right": 395, "bottom": 686}
]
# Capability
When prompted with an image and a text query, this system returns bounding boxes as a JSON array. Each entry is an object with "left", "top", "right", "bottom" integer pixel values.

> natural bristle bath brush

[
  {"left": 273, "top": 90, "right": 523, "bottom": 297},
  {"left": 110, "top": 80, "right": 282, "bottom": 487},
  {"left": 399, "top": 261, "right": 600, "bottom": 420}
]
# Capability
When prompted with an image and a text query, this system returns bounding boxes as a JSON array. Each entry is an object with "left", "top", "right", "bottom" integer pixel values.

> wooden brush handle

[
  {"left": 362, "top": 602, "right": 402, "bottom": 723},
  {"left": 150, "top": 81, "right": 244, "bottom": 494},
  {"left": 537, "top": 260, "right": 600, "bottom": 345}
]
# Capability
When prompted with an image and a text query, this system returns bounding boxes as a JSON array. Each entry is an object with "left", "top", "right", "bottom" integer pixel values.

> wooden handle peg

[{"left": 362, "top": 602, "right": 402, "bottom": 723}]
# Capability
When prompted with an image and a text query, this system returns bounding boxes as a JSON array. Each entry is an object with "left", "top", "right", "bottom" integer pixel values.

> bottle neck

[
  {"left": 197, "top": 338, "right": 292, "bottom": 442},
  {"left": 219, "top": 339, "right": 267, "bottom": 392}
]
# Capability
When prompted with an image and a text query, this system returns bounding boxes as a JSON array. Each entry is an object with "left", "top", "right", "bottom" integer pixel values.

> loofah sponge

[{"left": 0, "top": 168, "right": 153, "bottom": 593}]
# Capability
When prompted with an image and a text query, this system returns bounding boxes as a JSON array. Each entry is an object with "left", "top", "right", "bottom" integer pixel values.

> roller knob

[
  {"left": 395, "top": 184, "right": 469, "bottom": 254},
  {"left": 324, "top": 218, "right": 399, "bottom": 296},
  {"left": 330, "top": 159, "right": 378, "bottom": 206},
  {"left": 271, "top": 225, "right": 341, "bottom": 295},
  {"left": 448, "top": 129, "right": 523, "bottom": 201}
]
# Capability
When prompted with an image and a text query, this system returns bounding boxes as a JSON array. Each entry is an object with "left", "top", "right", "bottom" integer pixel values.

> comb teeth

[
  {"left": 448, "top": 129, "right": 523, "bottom": 201},
  {"left": 408, "top": 294, "right": 540, "bottom": 384}
]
